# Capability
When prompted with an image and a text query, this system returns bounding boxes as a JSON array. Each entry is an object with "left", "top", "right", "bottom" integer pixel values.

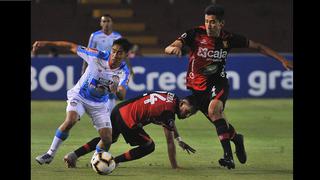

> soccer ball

[{"left": 90, "top": 151, "right": 116, "bottom": 175}]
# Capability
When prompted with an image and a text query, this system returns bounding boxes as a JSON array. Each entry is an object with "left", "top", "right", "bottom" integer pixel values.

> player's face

[
  {"left": 110, "top": 44, "right": 127, "bottom": 63},
  {"left": 100, "top": 16, "right": 113, "bottom": 32},
  {"left": 178, "top": 100, "right": 194, "bottom": 119},
  {"left": 205, "top": 15, "right": 223, "bottom": 37}
]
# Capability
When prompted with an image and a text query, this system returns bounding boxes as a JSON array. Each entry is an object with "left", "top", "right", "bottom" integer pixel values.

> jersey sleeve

[
  {"left": 87, "top": 33, "right": 96, "bottom": 48},
  {"left": 118, "top": 64, "right": 131, "bottom": 89},
  {"left": 177, "top": 28, "right": 196, "bottom": 48},
  {"left": 76, "top": 46, "right": 100, "bottom": 64},
  {"left": 229, "top": 33, "right": 249, "bottom": 48},
  {"left": 160, "top": 110, "right": 176, "bottom": 131}
]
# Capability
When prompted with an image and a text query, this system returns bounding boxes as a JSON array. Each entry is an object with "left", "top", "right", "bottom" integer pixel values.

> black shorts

[
  {"left": 111, "top": 106, "right": 152, "bottom": 146},
  {"left": 189, "top": 77, "right": 229, "bottom": 115}
]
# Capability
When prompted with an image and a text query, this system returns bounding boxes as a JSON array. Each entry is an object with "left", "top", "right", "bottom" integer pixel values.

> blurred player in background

[
  {"left": 108, "top": 91, "right": 196, "bottom": 167},
  {"left": 81, "top": 14, "right": 121, "bottom": 74},
  {"left": 82, "top": 14, "right": 134, "bottom": 78},
  {"left": 165, "top": 4, "right": 293, "bottom": 169},
  {"left": 33, "top": 38, "right": 132, "bottom": 165}
]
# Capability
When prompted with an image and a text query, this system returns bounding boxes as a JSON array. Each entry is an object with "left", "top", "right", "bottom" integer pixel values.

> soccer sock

[
  {"left": 213, "top": 118, "right": 233, "bottom": 159},
  {"left": 228, "top": 123, "right": 237, "bottom": 140},
  {"left": 74, "top": 137, "right": 100, "bottom": 157},
  {"left": 114, "top": 141, "right": 155, "bottom": 163},
  {"left": 95, "top": 143, "right": 111, "bottom": 153},
  {"left": 47, "top": 129, "right": 69, "bottom": 157}
]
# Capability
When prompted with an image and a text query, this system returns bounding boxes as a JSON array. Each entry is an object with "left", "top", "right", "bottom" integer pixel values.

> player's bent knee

[{"left": 142, "top": 141, "right": 155, "bottom": 154}]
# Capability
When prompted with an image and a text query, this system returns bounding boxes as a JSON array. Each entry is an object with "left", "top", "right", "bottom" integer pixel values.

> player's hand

[
  {"left": 108, "top": 82, "right": 117, "bottom": 94},
  {"left": 32, "top": 41, "right": 46, "bottom": 53},
  {"left": 282, "top": 60, "right": 293, "bottom": 70},
  {"left": 171, "top": 47, "right": 182, "bottom": 57},
  {"left": 178, "top": 140, "right": 196, "bottom": 154}
]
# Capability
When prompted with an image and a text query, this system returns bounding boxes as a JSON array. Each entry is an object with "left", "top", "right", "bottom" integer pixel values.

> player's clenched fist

[{"left": 32, "top": 41, "right": 46, "bottom": 53}]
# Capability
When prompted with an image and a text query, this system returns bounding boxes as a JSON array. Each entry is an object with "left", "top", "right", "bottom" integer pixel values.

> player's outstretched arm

[
  {"left": 32, "top": 41, "right": 79, "bottom": 54},
  {"left": 163, "top": 127, "right": 180, "bottom": 169},
  {"left": 249, "top": 40, "right": 293, "bottom": 70},
  {"left": 164, "top": 40, "right": 183, "bottom": 57}
]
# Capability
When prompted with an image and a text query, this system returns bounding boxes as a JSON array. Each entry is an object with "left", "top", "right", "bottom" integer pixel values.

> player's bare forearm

[
  {"left": 249, "top": 40, "right": 293, "bottom": 70},
  {"left": 164, "top": 40, "right": 183, "bottom": 56},
  {"left": 32, "top": 41, "right": 78, "bottom": 54},
  {"left": 163, "top": 127, "right": 179, "bottom": 169}
]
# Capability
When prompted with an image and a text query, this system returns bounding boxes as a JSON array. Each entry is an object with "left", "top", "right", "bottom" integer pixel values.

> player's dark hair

[
  {"left": 112, "top": 38, "right": 133, "bottom": 53},
  {"left": 204, "top": 4, "right": 225, "bottom": 21},
  {"left": 101, "top": 14, "right": 113, "bottom": 21},
  {"left": 180, "top": 95, "right": 198, "bottom": 115}
]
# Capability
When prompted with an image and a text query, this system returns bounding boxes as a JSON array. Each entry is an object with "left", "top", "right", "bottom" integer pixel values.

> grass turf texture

[{"left": 31, "top": 99, "right": 293, "bottom": 180}]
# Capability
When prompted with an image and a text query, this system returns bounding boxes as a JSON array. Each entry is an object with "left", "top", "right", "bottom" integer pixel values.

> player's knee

[{"left": 142, "top": 141, "right": 155, "bottom": 154}]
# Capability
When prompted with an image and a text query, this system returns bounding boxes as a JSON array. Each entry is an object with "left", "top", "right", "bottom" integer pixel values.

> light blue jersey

[
  {"left": 87, "top": 30, "right": 122, "bottom": 51},
  {"left": 69, "top": 46, "right": 130, "bottom": 103}
]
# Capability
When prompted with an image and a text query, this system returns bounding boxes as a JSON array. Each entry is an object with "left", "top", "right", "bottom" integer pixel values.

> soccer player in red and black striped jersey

[
  {"left": 165, "top": 4, "right": 293, "bottom": 169},
  {"left": 109, "top": 91, "right": 196, "bottom": 166}
]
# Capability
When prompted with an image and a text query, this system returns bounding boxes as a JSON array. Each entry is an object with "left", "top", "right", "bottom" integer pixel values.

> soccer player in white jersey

[
  {"left": 81, "top": 14, "right": 122, "bottom": 75},
  {"left": 83, "top": 14, "right": 123, "bottom": 119},
  {"left": 33, "top": 38, "right": 132, "bottom": 165}
]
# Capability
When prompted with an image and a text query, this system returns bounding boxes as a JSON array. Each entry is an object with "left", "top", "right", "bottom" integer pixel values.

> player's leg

[
  {"left": 63, "top": 137, "right": 100, "bottom": 168},
  {"left": 64, "top": 97, "right": 118, "bottom": 167},
  {"left": 96, "top": 127, "right": 113, "bottom": 152},
  {"left": 114, "top": 129, "right": 155, "bottom": 164},
  {"left": 88, "top": 103, "right": 113, "bottom": 153},
  {"left": 207, "top": 99, "right": 235, "bottom": 169},
  {"left": 36, "top": 99, "right": 85, "bottom": 165}
]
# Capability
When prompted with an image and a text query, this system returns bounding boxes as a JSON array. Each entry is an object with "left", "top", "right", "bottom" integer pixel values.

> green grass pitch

[{"left": 31, "top": 99, "right": 293, "bottom": 180}]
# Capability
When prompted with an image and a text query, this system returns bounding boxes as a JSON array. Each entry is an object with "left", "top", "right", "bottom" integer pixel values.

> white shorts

[{"left": 66, "top": 90, "right": 112, "bottom": 130}]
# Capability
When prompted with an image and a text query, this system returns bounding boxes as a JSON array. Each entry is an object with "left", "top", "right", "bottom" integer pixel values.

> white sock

[{"left": 47, "top": 136, "right": 63, "bottom": 157}]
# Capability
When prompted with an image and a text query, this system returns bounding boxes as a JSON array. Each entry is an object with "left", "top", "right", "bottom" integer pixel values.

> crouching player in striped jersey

[
  {"left": 109, "top": 91, "right": 196, "bottom": 167},
  {"left": 65, "top": 91, "right": 196, "bottom": 169}
]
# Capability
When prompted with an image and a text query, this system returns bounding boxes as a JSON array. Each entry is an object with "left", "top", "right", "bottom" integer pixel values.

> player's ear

[{"left": 220, "top": 20, "right": 225, "bottom": 27}]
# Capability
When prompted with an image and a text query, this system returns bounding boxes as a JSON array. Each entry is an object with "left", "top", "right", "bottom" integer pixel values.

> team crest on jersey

[{"left": 223, "top": 41, "right": 228, "bottom": 48}]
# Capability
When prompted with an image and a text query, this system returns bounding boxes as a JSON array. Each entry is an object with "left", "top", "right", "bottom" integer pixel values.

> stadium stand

[{"left": 31, "top": 0, "right": 292, "bottom": 55}]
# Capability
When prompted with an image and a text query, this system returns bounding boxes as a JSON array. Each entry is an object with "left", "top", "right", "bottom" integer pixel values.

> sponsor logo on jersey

[{"left": 197, "top": 47, "right": 228, "bottom": 61}]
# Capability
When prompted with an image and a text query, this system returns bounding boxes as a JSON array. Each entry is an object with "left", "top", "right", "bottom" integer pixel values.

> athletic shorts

[
  {"left": 66, "top": 90, "right": 112, "bottom": 130},
  {"left": 189, "top": 77, "right": 229, "bottom": 115},
  {"left": 111, "top": 106, "right": 152, "bottom": 146}
]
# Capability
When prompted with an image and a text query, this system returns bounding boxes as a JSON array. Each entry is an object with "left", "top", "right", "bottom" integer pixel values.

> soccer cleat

[
  {"left": 63, "top": 152, "right": 78, "bottom": 168},
  {"left": 232, "top": 134, "right": 247, "bottom": 164},
  {"left": 36, "top": 153, "right": 53, "bottom": 165},
  {"left": 218, "top": 157, "right": 235, "bottom": 169}
]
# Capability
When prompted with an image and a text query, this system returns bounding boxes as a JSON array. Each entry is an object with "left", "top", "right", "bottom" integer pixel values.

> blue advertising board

[{"left": 31, "top": 54, "right": 292, "bottom": 100}]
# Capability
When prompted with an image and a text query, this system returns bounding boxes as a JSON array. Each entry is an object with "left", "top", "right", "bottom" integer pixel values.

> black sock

[
  {"left": 228, "top": 123, "right": 237, "bottom": 140},
  {"left": 213, "top": 118, "right": 233, "bottom": 159},
  {"left": 74, "top": 137, "right": 101, "bottom": 157},
  {"left": 114, "top": 141, "right": 155, "bottom": 163}
]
